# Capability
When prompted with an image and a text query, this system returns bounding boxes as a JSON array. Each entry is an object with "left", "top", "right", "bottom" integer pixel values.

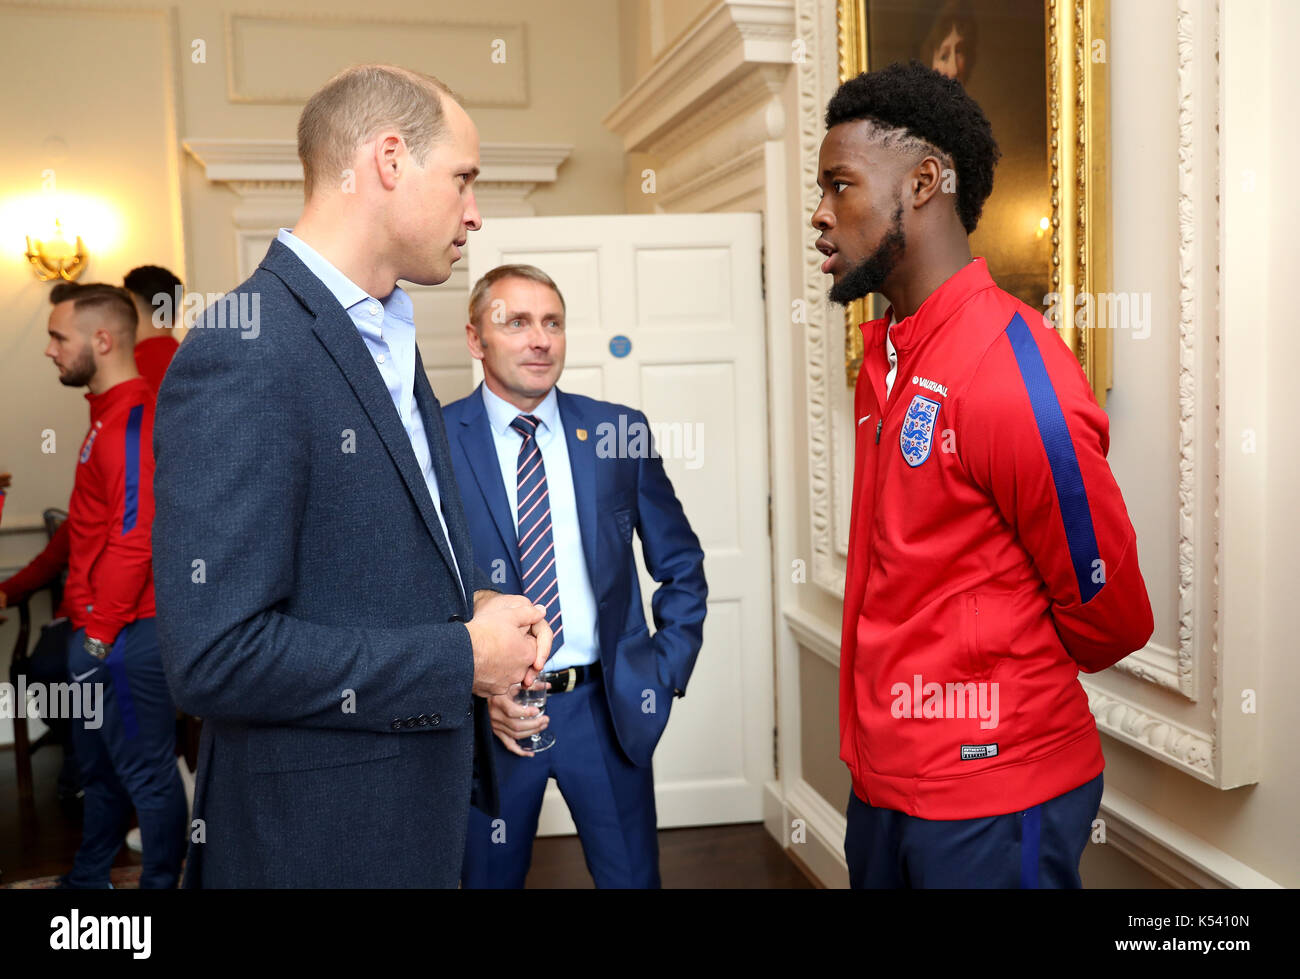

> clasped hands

[{"left": 465, "top": 589, "right": 552, "bottom": 757}]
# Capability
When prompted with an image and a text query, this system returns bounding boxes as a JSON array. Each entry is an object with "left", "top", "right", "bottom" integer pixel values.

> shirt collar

[
  {"left": 275, "top": 228, "right": 412, "bottom": 323},
  {"left": 481, "top": 383, "right": 560, "bottom": 439}
]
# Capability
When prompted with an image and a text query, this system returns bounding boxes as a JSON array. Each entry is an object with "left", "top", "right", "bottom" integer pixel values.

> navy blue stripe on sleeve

[
  {"left": 122, "top": 404, "right": 143, "bottom": 535},
  {"left": 1004, "top": 313, "right": 1102, "bottom": 603}
]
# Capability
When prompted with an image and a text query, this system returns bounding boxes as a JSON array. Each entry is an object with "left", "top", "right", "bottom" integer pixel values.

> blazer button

[
  {"left": 417, "top": 714, "right": 429, "bottom": 727},
  {"left": 405, "top": 716, "right": 418, "bottom": 729},
  {"left": 431, "top": 713, "right": 441, "bottom": 727},
  {"left": 391, "top": 719, "right": 402, "bottom": 731}
]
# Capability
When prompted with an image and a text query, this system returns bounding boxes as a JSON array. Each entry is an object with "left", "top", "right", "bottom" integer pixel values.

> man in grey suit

[{"left": 152, "top": 64, "right": 550, "bottom": 887}]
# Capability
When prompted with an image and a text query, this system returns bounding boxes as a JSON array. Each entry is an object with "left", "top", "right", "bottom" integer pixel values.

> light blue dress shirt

[
  {"left": 481, "top": 384, "right": 598, "bottom": 670},
  {"left": 276, "top": 228, "right": 461, "bottom": 591}
]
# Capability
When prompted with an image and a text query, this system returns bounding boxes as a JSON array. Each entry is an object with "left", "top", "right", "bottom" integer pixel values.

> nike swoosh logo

[
  {"left": 71, "top": 668, "right": 97, "bottom": 682},
  {"left": 858, "top": 414, "right": 873, "bottom": 426}
]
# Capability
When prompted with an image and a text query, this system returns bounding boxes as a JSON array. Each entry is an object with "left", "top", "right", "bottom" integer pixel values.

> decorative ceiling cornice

[
  {"left": 603, "top": 0, "right": 796, "bottom": 154},
  {"left": 182, "top": 138, "right": 573, "bottom": 186}
]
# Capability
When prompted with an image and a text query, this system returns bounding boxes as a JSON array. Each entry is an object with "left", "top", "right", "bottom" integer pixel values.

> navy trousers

[
  {"left": 62, "top": 618, "right": 187, "bottom": 889},
  {"left": 461, "top": 679, "right": 660, "bottom": 888},
  {"left": 844, "top": 772, "right": 1104, "bottom": 888}
]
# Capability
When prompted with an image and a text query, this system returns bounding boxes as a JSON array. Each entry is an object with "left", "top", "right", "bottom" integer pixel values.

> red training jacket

[
  {"left": 133, "top": 333, "right": 179, "bottom": 394},
  {"left": 63, "top": 376, "right": 157, "bottom": 643},
  {"left": 840, "top": 258, "right": 1153, "bottom": 820},
  {"left": 0, "top": 518, "right": 71, "bottom": 616}
]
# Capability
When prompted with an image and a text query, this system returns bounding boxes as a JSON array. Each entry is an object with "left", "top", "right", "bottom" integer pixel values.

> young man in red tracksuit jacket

[
  {"left": 0, "top": 279, "right": 183, "bottom": 804},
  {"left": 813, "top": 62, "right": 1154, "bottom": 888},
  {"left": 0, "top": 275, "right": 181, "bottom": 612},
  {"left": 42, "top": 285, "right": 187, "bottom": 889}
]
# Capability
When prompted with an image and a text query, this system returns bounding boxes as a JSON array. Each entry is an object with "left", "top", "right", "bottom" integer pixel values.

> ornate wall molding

[
  {"left": 796, "top": 0, "right": 846, "bottom": 596},
  {"left": 604, "top": 0, "right": 794, "bottom": 213},
  {"left": 604, "top": 1, "right": 797, "bottom": 155},
  {"left": 184, "top": 139, "right": 571, "bottom": 192},
  {"left": 658, "top": 144, "right": 767, "bottom": 212},
  {"left": 1107, "top": 0, "right": 1209, "bottom": 702},
  {"left": 1080, "top": 0, "right": 1243, "bottom": 786},
  {"left": 182, "top": 138, "right": 573, "bottom": 225},
  {"left": 1086, "top": 689, "right": 1214, "bottom": 780}
]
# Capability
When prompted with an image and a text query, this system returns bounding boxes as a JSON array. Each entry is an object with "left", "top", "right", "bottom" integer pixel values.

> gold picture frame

[{"left": 837, "top": 0, "right": 1112, "bottom": 408}]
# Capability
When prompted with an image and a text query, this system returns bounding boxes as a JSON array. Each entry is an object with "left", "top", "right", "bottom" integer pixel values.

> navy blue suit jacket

[
  {"left": 152, "top": 240, "right": 498, "bottom": 888},
  {"left": 442, "top": 384, "right": 707, "bottom": 780}
]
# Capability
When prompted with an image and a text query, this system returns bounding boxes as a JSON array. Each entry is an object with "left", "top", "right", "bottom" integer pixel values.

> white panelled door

[{"left": 468, "top": 214, "right": 773, "bottom": 831}]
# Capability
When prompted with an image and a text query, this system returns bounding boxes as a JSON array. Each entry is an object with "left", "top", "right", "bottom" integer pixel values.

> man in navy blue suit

[
  {"left": 153, "top": 66, "right": 550, "bottom": 888},
  {"left": 445, "top": 264, "right": 708, "bottom": 888}
]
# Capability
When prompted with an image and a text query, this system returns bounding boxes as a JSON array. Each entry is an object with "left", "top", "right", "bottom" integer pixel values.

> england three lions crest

[{"left": 900, "top": 395, "right": 941, "bottom": 467}]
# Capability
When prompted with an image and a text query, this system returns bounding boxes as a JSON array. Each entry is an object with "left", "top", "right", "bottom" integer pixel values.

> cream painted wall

[
  {"left": 0, "top": 1, "right": 184, "bottom": 745},
  {"left": 1, "top": 0, "right": 626, "bottom": 545},
  {"left": 0, "top": 1, "right": 183, "bottom": 553},
  {"left": 174, "top": 0, "right": 628, "bottom": 297}
]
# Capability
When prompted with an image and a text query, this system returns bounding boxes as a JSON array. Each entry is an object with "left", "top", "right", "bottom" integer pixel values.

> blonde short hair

[
  {"left": 468, "top": 265, "right": 567, "bottom": 329},
  {"left": 297, "top": 64, "right": 456, "bottom": 200}
]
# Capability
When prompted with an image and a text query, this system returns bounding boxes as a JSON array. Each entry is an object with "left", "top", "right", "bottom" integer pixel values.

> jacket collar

[
  {"left": 86, "top": 376, "right": 150, "bottom": 422},
  {"left": 260, "top": 238, "right": 467, "bottom": 599},
  {"left": 861, "top": 257, "right": 997, "bottom": 354}
]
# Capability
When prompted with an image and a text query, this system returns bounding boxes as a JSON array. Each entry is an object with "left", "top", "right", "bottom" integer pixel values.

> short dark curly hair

[
  {"left": 825, "top": 60, "right": 1000, "bottom": 234},
  {"left": 123, "top": 265, "right": 182, "bottom": 306}
]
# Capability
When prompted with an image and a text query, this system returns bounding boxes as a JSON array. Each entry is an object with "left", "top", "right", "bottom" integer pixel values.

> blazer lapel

[
  {"left": 261, "top": 242, "right": 463, "bottom": 589},
  {"left": 413, "top": 352, "right": 475, "bottom": 605},
  {"left": 558, "top": 390, "right": 602, "bottom": 598},
  {"left": 457, "top": 384, "right": 523, "bottom": 583}
]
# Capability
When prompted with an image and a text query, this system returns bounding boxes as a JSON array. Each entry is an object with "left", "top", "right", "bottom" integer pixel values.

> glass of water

[{"left": 510, "top": 678, "right": 554, "bottom": 753}]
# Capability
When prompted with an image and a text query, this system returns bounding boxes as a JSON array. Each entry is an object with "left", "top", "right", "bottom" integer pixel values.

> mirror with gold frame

[{"left": 837, "top": 0, "right": 1112, "bottom": 408}]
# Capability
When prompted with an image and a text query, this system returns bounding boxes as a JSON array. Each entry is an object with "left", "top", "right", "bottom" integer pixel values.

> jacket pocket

[
  {"left": 961, "top": 592, "right": 987, "bottom": 678},
  {"left": 246, "top": 725, "right": 401, "bottom": 774},
  {"left": 961, "top": 592, "right": 1013, "bottom": 679}
]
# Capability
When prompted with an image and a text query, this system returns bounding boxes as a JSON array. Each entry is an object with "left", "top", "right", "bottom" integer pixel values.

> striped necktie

[{"left": 510, "top": 413, "right": 563, "bottom": 652}]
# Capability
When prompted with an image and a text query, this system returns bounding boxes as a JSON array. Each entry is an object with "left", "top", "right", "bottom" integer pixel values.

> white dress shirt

[
  {"left": 275, "top": 228, "right": 461, "bottom": 591},
  {"left": 480, "top": 384, "right": 599, "bottom": 671}
]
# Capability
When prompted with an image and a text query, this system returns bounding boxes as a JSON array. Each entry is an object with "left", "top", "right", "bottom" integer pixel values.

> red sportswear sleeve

[
  {"left": 960, "top": 312, "right": 1154, "bottom": 672},
  {"left": 0, "top": 520, "right": 71, "bottom": 604},
  {"left": 85, "top": 403, "right": 155, "bottom": 644}
]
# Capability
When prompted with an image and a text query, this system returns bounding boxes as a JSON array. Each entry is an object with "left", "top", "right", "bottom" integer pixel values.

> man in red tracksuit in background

[
  {"left": 813, "top": 62, "right": 1154, "bottom": 887},
  {"left": 1, "top": 271, "right": 182, "bottom": 605},
  {"left": 0, "top": 275, "right": 183, "bottom": 806},
  {"left": 123, "top": 265, "right": 182, "bottom": 392},
  {"left": 43, "top": 285, "right": 187, "bottom": 888}
]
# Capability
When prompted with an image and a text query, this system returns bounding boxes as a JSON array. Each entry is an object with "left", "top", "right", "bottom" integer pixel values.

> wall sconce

[{"left": 25, "top": 218, "right": 88, "bottom": 281}]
